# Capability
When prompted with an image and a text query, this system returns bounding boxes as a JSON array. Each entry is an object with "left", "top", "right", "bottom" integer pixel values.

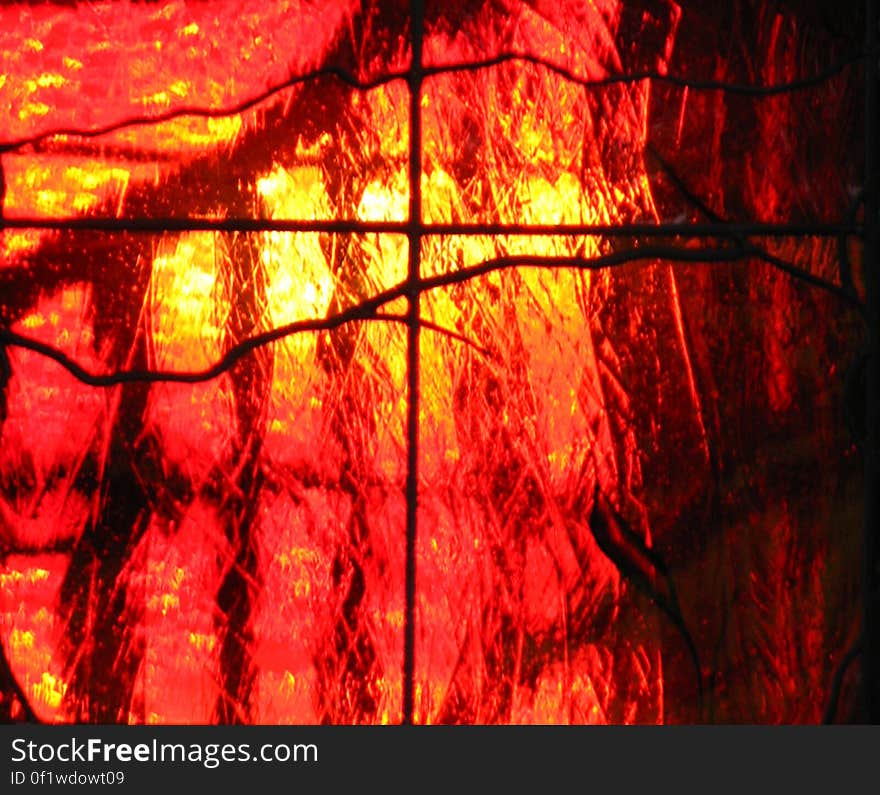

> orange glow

[{"left": 0, "top": 0, "right": 863, "bottom": 725}]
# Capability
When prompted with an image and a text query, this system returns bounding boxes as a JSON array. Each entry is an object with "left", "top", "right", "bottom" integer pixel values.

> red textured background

[{"left": 0, "top": 0, "right": 866, "bottom": 724}]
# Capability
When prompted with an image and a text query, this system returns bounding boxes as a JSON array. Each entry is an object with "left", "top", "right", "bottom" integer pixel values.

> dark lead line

[
  {"left": 0, "top": 217, "right": 862, "bottom": 238},
  {"left": 0, "top": 49, "right": 864, "bottom": 156},
  {"left": 403, "top": 0, "right": 425, "bottom": 726}
]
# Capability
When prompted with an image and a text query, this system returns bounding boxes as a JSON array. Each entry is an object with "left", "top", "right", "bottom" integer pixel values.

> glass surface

[{"left": 0, "top": 0, "right": 865, "bottom": 724}]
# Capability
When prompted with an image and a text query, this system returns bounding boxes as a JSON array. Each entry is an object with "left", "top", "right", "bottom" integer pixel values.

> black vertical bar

[
  {"left": 863, "top": 0, "right": 880, "bottom": 723},
  {"left": 403, "top": 0, "right": 425, "bottom": 726}
]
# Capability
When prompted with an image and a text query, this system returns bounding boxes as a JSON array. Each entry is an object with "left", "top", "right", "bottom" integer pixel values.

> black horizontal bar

[{"left": 0, "top": 217, "right": 862, "bottom": 238}]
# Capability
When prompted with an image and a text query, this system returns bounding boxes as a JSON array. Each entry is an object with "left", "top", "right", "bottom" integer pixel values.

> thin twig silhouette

[
  {"left": 0, "top": 51, "right": 863, "bottom": 154},
  {"left": 0, "top": 243, "right": 861, "bottom": 389}
]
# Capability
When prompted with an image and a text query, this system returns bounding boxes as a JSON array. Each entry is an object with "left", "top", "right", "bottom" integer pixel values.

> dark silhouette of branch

[
  {"left": 755, "top": 248, "right": 861, "bottom": 308},
  {"left": 374, "top": 312, "right": 491, "bottom": 356},
  {"left": 647, "top": 144, "right": 727, "bottom": 225},
  {"left": 0, "top": 308, "right": 477, "bottom": 386},
  {"left": 422, "top": 246, "right": 860, "bottom": 308},
  {"left": 648, "top": 143, "right": 866, "bottom": 313},
  {"left": 0, "top": 52, "right": 863, "bottom": 155},
  {"left": 0, "top": 243, "right": 862, "bottom": 390},
  {"left": 425, "top": 50, "right": 864, "bottom": 97},
  {"left": 0, "top": 65, "right": 406, "bottom": 155},
  {"left": 588, "top": 484, "right": 703, "bottom": 715},
  {"left": 822, "top": 638, "right": 862, "bottom": 724}
]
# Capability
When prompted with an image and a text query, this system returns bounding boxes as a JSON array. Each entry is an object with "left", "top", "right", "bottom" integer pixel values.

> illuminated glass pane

[{"left": 0, "top": 0, "right": 864, "bottom": 724}]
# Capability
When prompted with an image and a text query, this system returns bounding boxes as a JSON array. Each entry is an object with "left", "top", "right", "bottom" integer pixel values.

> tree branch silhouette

[
  {"left": 0, "top": 243, "right": 861, "bottom": 389},
  {"left": 0, "top": 51, "right": 864, "bottom": 155}
]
